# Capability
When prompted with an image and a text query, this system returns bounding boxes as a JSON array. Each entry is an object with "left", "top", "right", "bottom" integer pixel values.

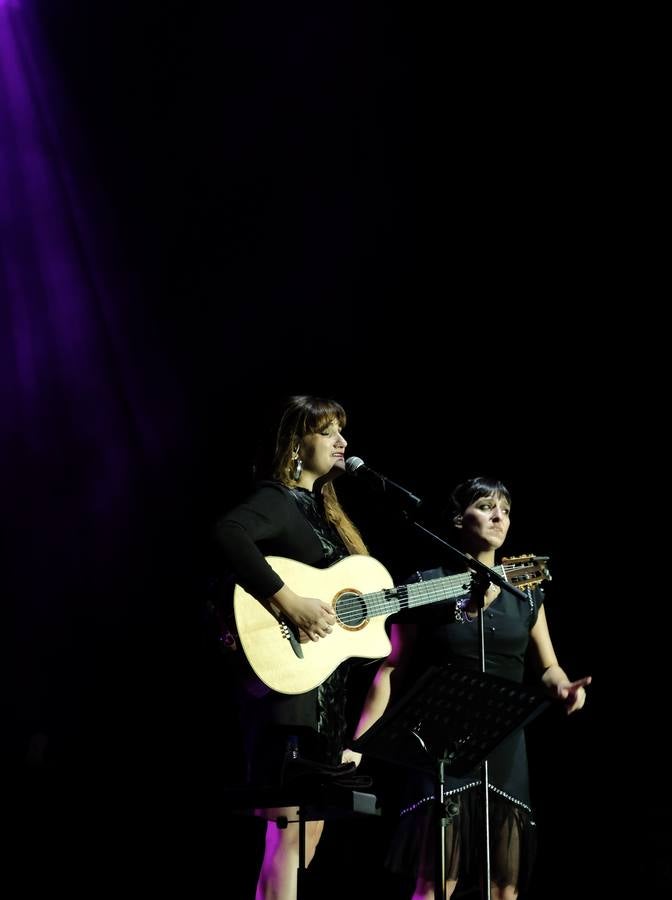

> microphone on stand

[{"left": 345, "top": 456, "right": 423, "bottom": 508}]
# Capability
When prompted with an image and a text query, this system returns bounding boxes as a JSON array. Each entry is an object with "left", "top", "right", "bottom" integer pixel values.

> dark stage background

[{"left": 2, "top": 3, "right": 665, "bottom": 897}]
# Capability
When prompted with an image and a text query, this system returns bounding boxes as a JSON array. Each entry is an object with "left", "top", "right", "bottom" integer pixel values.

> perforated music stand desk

[{"left": 351, "top": 663, "right": 550, "bottom": 899}]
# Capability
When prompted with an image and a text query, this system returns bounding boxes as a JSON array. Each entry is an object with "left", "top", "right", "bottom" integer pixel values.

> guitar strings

[{"left": 334, "top": 564, "right": 545, "bottom": 627}]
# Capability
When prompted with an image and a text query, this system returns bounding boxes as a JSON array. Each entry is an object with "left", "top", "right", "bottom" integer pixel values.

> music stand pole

[
  {"left": 436, "top": 757, "right": 447, "bottom": 900},
  {"left": 475, "top": 591, "right": 492, "bottom": 898},
  {"left": 431, "top": 586, "right": 494, "bottom": 898}
]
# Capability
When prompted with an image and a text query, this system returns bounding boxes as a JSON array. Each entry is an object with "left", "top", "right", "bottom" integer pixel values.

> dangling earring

[{"left": 291, "top": 453, "right": 303, "bottom": 481}]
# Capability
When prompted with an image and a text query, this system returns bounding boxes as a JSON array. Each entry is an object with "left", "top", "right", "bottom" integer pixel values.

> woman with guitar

[
  {"left": 215, "top": 395, "right": 369, "bottom": 900},
  {"left": 350, "top": 476, "right": 592, "bottom": 900}
]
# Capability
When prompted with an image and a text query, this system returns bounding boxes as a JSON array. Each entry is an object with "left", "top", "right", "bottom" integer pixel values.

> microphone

[{"left": 345, "top": 457, "right": 423, "bottom": 508}]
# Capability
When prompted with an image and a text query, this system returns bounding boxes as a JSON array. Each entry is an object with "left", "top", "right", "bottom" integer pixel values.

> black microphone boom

[{"left": 345, "top": 457, "right": 423, "bottom": 508}]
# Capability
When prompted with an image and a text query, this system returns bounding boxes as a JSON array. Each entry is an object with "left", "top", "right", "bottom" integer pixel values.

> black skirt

[
  {"left": 239, "top": 664, "right": 350, "bottom": 787},
  {"left": 386, "top": 785, "right": 537, "bottom": 892}
]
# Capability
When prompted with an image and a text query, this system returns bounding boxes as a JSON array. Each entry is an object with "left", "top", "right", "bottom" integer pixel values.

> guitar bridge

[{"left": 279, "top": 616, "right": 304, "bottom": 659}]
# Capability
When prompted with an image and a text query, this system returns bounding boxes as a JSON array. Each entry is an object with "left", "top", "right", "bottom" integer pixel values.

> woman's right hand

[
  {"left": 341, "top": 748, "right": 362, "bottom": 767},
  {"left": 271, "top": 584, "right": 336, "bottom": 642}
]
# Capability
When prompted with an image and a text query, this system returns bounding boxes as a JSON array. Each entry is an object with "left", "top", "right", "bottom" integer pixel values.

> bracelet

[{"left": 455, "top": 597, "right": 474, "bottom": 624}]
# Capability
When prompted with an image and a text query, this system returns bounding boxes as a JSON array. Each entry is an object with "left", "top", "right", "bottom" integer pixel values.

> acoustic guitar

[{"left": 233, "top": 553, "right": 550, "bottom": 695}]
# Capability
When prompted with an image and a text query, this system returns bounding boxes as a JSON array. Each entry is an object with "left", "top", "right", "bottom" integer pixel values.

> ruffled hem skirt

[{"left": 386, "top": 785, "right": 536, "bottom": 893}]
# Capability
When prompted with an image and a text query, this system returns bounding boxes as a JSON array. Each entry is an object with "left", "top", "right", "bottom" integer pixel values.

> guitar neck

[{"left": 338, "top": 566, "right": 505, "bottom": 626}]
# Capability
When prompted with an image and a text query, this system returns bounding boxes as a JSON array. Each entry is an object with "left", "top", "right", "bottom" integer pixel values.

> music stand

[{"left": 351, "top": 662, "right": 550, "bottom": 900}]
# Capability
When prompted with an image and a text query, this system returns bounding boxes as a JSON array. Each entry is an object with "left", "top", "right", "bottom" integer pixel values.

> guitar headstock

[{"left": 501, "top": 554, "right": 551, "bottom": 590}]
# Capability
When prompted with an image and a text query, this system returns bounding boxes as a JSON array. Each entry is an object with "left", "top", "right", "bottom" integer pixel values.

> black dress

[
  {"left": 387, "top": 565, "right": 543, "bottom": 891},
  {"left": 214, "top": 481, "right": 351, "bottom": 784}
]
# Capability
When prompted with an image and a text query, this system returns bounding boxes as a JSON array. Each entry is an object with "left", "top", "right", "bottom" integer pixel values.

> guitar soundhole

[{"left": 334, "top": 590, "right": 368, "bottom": 631}]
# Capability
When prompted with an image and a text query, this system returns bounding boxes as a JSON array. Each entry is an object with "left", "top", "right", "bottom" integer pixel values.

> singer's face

[
  {"left": 299, "top": 418, "right": 347, "bottom": 482},
  {"left": 460, "top": 492, "right": 511, "bottom": 552}
]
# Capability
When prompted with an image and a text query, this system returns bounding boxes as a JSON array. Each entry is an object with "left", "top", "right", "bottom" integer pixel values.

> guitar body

[{"left": 233, "top": 555, "right": 395, "bottom": 694}]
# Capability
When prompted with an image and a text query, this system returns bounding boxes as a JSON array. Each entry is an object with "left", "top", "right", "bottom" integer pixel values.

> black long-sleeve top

[
  {"left": 214, "top": 480, "right": 350, "bottom": 743},
  {"left": 215, "top": 481, "right": 347, "bottom": 598}
]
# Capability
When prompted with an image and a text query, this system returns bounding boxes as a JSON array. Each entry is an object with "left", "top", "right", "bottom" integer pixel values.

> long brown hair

[{"left": 272, "top": 395, "right": 368, "bottom": 556}]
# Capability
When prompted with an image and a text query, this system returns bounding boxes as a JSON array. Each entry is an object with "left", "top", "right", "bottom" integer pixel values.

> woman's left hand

[{"left": 555, "top": 675, "right": 592, "bottom": 714}]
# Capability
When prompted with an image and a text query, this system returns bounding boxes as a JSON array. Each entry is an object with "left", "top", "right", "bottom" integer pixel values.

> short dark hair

[{"left": 448, "top": 476, "right": 511, "bottom": 519}]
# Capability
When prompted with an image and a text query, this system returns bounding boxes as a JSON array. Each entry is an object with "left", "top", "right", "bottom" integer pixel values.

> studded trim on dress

[{"left": 400, "top": 779, "right": 532, "bottom": 817}]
